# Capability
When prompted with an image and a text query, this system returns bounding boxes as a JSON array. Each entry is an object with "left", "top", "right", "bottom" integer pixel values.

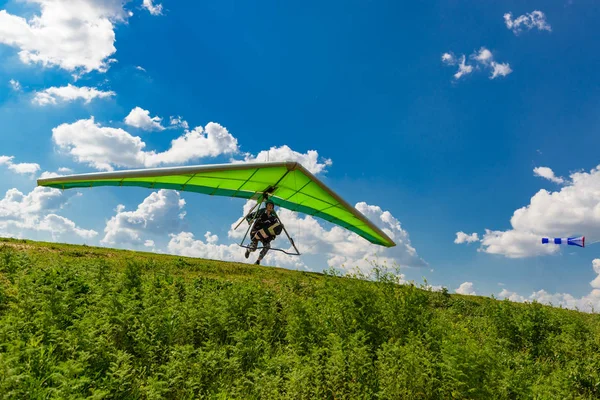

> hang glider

[
  {"left": 37, "top": 161, "right": 396, "bottom": 249},
  {"left": 542, "top": 236, "right": 585, "bottom": 248}
]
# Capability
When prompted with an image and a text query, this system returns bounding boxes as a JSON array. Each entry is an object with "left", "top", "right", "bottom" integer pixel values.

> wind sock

[{"left": 541, "top": 236, "right": 585, "bottom": 248}]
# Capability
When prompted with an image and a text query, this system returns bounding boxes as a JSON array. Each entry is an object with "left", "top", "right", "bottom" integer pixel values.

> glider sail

[
  {"left": 37, "top": 161, "right": 396, "bottom": 248},
  {"left": 542, "top": 236, "right": 585, "bottom": 248}
]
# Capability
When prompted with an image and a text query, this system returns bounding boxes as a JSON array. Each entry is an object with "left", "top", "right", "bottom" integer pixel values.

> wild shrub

[{"left": 1, "top": 242, "right": 600, "bottom": 398}]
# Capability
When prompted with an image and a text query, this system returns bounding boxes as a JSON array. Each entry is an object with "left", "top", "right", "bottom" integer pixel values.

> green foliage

[{"left": 0, "top": 238, "right": 599, "bottom": 398}]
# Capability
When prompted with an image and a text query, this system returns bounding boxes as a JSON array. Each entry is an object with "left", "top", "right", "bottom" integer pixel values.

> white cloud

[
  {"left": 51, "top": 117, "right": 240, "bottom": 171},
  {"left": 424, "top": 283, "right": 445, "bottom": 292},
  {"left": 142, "top": 0, "right": 163, "bottom": 16},
  {"left": 498, "top": 288, "right": 526, "bottom": 302},
  {"left": 0, "top": 186, "right": 96, "bottom": 241},
  {"left": 64, "top": 131, "right": 424, "bottom": 273},
  {"left": 52, "top": 117, "right": 146, "bottom": 171},
  {"left": 591, "top": 259, "right": 600, "bottom": 289},
  {"left": 101, "top": 189, "right": 186, "bottom": 247},
  {"left": 39, "top": 171, "right": 61, "bottom": 179},
  {"left": 167, "top": 230, "right": 310, "bottom": 270},
  {"left": 490, "top": 62, "right": 513, "bottom": 79},
  {"left": 476, "top": 164, "right": 600, "bottom": 258},
  {"left": 454, "top": 55, "right": 473, "bottom": 80},
  {"left": 124, "top": 107, "right": 165, "bottom": 131},
  {"left": 534, "top": 166, "right": 565, "bottom": 184},
  {"left": 145, "top": 123, "right": 240, "bottom": 166},
  {"left": 0, "top": 186, "right": 70, "bottom": 215},
  {"left": 38, "top": 214, "right": 97, "bottom": 240},
  {"left": 235, "top": 145, "right": 333, "bottom": 175},
  {"left": 441, "top": 53, "right": 454, "bottom": 64},
  {"left": 49, "top": 118, "right": 420, "bottom": 272},
  {"left": 504, "top": 11, "right": 551, "bottom": 35},
  {"left": 9, "top": 79, "right": 21, "bottom": 91},
  {"left": 136, "top": 66, "right": 146, "bottom": 72},
  {"left": 0, "top": 0, "right": 130, "bottom": 76},
  {"left": 441, "top": 53, "right": 473, "bottom": 80},
  {"left": 204, "top": 231, "right": 218, "bottom": 244},
  {"left": 473, "top": 48, "right": 493, "bottom": 64},
  {"left": 168, "top": 232, "right": 249, "bottom": 263},
  {"left": 170, "top": 116, "right": 189, "bottom": 129},
  {"left": 39, "top": 167, "right": 73, "bottom": 179},
  {"left": 443, "top": 47, "right": 512, "bottom": 80},
  {"left": 471, "top": 47, "right": 512, "bottom": 79},
  {"left": 454, "top": 231, "right": 480, "bottom": 244},
  {"left": 0, "top": 155, "right": 40, "bottom": 175},
  {"left": 498, "top": 260, "right": 600, "bottom": 313},
  {"left": 227, "top": 199, "right": 426, "bottom": 273},
  {"left": 479, "top": 229, "right": 558, "bottom": 258},
  {"left": 55, "top": 114, "right": 328, "bottom": 175},
  {"left": 33, "top": 84, "right": 115, "bottom": 106},
  {"left": 455, "top": 282, "right": 476, "bottom": 295}
]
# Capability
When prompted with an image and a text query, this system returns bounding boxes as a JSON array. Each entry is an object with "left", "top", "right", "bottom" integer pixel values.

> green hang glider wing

[{"left": 37, "top": 161, "right": 396, "bottom": 247}]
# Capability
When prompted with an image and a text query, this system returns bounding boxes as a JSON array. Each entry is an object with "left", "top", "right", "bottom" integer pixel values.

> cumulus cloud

[
  {"left": 161, "top": 196, "right": 309, "bottom": 270},
  {"left": 167, "top": 231, "right": 310, "bottom": 270},
  {"left": 0, "top": 0, "right": 131, "bottom": 76},
  {"left": 455, "top": 282, "right": 476, "bottom": 295},
  {"left": 9, "top": 79, "right": 21, "bottom": 91},
  {"left": 38, "top": 167, "right": 73, "bottom": 180},
  {"left": 498, "top": 259, "right": 600, "bottom": 313},
  {"left": 51, "top": 117, "right": 240, "bottom": 171},
  {"left": 490, "top": 62, "right": 513, "bottom": 79},
  {"left": 38, "top": 214, "right": 97, "bottom": 240},
  {"left": 142, "top": 0, "right": 163, "bottom": 16},
  {"left": 591, "top": 259, "right": 600, "bottom": 289},
  {"left": 54, "top": 112, "right": 329, "bottom": 176},
  {"left": 168, "top": 232, "right": 250, "bottom": 262},
  {"left": 497, "top": 288, "right": 526, "bottom": 303},
  {"left": 225, "top": 199, "right": 426, "bottom": 273},
  {"left": 235, "top": 145, "right": 333, "bottom": 175},
  {"left": 454, "top": 56, "right": 473, "bottom": 80},
  {"left": 471, "top": 47, "right": 512, "bottom": 79},
  {"left": 166, "top": 195, "right": 425, "bottom": 273},
  {"left": 39, "top": 171, "right": 61, "bottom": 179},
  {"left": 454, "top": 231, "right": 480, "bottom": 244},
  {"left": 204, "top": 231, "right": 218, "bottom": 244},
  {"left": 480, "top": 229, "right": 559, "bottom": 258},
  {"left": 534, "top": 166, "right": 566, "bottom": 184},
  {"left": 442, "top": 47, "right": 512, "bottom": 80},
  {"left": 124, "top": 107, "right": 165, "bottom": 131},
  {"left": 0, "top": 155, "right": 40, "bottom": 175},
  {"left": 101, "top": 189, "right": 186, "bottom": 247},
  {"left": 442, "top": 53, "right": 473, "bottom": 80},
  {"left": 473, "top": 48, "right": 493, "bottom": 64},
  {"left": 475, "top": 164, "right": 600, "bottom": 258},
  {"left": 32, "top": 84, "right": 115, "bottom": 106},
  {"left": 0, "top": 186, "right": 96, "bottom": 241},
  {"left": 441, "top": 53, "right": 454, "bottom": 64},
  {"left": 170, "top": 116, "right": 189, "bottom": 130},
  {"left": 146, "top": 124, "right": 240, "bottom": 166},
  {"left": 49, "top": 113, "right": 418, "bottom": 272},
  {"left": 52, "top": 117, "right": 145, "bottom": 171},
  {"left": 504, "top": 11, "right": 551, "bottom": 35}
]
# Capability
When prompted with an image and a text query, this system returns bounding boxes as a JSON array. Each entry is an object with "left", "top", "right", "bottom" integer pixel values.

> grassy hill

[{"left": 1, "top": 237, "right": 600, "bottom": 399}]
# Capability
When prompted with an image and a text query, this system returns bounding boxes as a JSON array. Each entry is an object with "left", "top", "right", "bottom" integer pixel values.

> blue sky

[{"left": 1, "top": 0, "right": 600, "bottom": 310}]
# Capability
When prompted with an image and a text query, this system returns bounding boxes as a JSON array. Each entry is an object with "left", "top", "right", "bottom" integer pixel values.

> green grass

[{"left": 0, "top": 237, "right": 600, "bottom": 399}]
